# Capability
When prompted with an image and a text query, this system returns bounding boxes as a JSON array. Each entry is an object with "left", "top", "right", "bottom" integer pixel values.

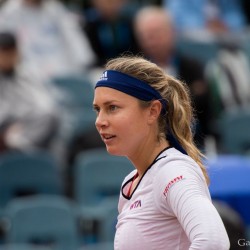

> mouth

[{"left": 101, "top": 133, "right": 116, "bottom": 143}]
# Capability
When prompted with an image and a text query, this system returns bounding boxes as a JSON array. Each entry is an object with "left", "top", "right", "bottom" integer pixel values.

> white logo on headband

[{"left": 99, "top": 71, "right": 108, "bottom": 81}]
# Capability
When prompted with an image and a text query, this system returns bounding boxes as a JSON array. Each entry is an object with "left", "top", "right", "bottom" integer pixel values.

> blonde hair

[{"left": 105, "top": 55, "right": 209, "bottom": 184}]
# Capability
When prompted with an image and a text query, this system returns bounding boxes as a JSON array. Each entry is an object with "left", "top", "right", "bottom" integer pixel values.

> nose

[{"left": 95, "top": 111, "right": 108, "bottom": 130}]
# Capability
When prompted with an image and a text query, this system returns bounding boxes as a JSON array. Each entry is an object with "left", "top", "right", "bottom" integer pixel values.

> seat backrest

[
  {"left": 218, "top": 107, "right": 250, "bottom": 154},
  {"left": 0, "top": 243, "right": 54, "bottom": 250},
  {"left": 176, "top": 38, "right": 219, "bottom": 64},
  {"left": 0, "top": 151, "right": 63, "bottom": 208},
  {"left": 68, "top": 108, "right": 96, "bottom": 140},
  {"left": 4, "top": 195, "right": 81, "bottom": 250},
  {"left": 73, "top": 148, "right": 134, "bottom": 205},
  {"left": 51, "top": 74, "right": 96, "bottom": 145},
  {"left": 79, "top": 242, "right": 114, "bottom": 250},
  {"left": 51, "top": 74, "right": 94, "bottom": 109}
]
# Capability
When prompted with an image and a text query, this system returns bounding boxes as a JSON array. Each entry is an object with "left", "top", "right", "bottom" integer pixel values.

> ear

[{"left": 147, "top": 100, "right": 162, "bottom": 125}]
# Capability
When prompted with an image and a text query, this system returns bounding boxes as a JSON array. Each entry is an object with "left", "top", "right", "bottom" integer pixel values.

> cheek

[
  {"left": 119, "top": 114, "right": 148, "bottom": 139},
  {"left": 113, "top": 106, "right": 149, "bottom": 137}
]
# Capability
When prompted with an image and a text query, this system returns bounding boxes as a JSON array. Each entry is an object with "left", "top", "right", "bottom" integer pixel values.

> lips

[{"left": 100, "top": 133, "right": 116, "bottom": 142}]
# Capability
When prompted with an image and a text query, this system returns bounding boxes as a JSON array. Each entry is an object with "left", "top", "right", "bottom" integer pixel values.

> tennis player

[{"left": 93, "top": 56, "right": 230, "bottom": 250}]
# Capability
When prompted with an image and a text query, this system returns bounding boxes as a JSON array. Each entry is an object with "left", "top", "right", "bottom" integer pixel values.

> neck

[{"left": 128, "top": 138, "right": 169, "bottom": 178}]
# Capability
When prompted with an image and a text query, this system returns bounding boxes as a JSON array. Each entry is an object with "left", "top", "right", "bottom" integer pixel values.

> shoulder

[
  {"left": 152, "top": 148, "right": 210, "bottom": 213},
  {"left": 153, "top": 148, "right": 207, "bottom": 196},
  {"left": 155, "top": 148, "right": 203, "bottom": 176}
]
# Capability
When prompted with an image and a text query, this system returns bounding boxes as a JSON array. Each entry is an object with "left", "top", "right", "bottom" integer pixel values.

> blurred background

[{"left": 0, "top": 0, "right": 250, "bottom": 249}]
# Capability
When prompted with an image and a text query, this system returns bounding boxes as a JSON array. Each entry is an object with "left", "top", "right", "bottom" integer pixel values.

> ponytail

[{"left": 163, "top": 76, "right": 209, "bottom": 184}]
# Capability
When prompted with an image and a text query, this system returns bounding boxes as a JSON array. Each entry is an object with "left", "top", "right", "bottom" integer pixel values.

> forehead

[
  {"left": 93, "top": 87, "right": 139, "bottom": 104},
  {"left": 137, "top": 15, "right": 170, "bottom": 34}
]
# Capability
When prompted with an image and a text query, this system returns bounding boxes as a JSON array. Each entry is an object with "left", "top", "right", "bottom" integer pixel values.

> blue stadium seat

[
  {"left": 80, "top": 242, "right": 113, "bottom": 250},
  {"left": 0, "top": 243, "right": 54, "bottom": 250},
  {"left": 0, "top": 150, "right": 64, "bottom": 209},
  {"left": 74, "top": 148, "right": 134, "bottom": 205},
  {"left": 51, "top": 74, "right": 96, "bottom": 145},
  {"left": 73, "top": 148, "right": 134, "bottom": 242},
  {"left": 51, "top": 73, "right": 94, "bottom": 109},
  {"left": 3, "top": 195, "right": 81, "bottom": 250},
  {"left": 217, "top": 107, "right": 250, "bottom": 154},
  {"left": 176, "top": 38, "right": 219, "bottom": 64}
]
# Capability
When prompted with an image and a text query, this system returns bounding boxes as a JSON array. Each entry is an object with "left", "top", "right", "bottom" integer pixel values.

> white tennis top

[{"left": 114, "top": 147, "right": 230, "bottom": 250}]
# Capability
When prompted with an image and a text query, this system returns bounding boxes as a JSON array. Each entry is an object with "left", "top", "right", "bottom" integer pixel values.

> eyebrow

[{"left": 93, "top": 100, "right": 119, "bottom": 107}]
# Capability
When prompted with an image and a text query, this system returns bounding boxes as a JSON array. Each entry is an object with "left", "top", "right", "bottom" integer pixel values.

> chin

[{"left": 106, "top": 146, "right": 126, "bottom": 157}]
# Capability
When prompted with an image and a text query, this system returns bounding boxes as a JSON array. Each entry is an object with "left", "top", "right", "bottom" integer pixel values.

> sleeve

[{"left": 154, "top": 158, "right": 230, "bottom": 250}]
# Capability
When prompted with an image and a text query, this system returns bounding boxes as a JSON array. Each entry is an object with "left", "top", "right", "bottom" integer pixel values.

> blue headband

[
  {"left": 95, "top": 70, "right": 187, "bottom": 155},
  {"left": 96, "top": 70, "right": 167, "bottom": 113}
]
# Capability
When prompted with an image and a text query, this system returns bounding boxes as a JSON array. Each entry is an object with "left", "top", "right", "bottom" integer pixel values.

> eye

[
  {"left": 109, "top": 105, "right": 118, "bottom": 112},
  {"left": 93, "top": 106, "right": 100, "bottom": 114}
]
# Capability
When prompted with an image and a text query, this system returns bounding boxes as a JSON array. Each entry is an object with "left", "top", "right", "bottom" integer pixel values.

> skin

[
  {"left": 23, "top": 0, "right": 43, "bottom": 7},
  {"left": 134, "top": 9, "right": 208, "bottom": 98},
  {"left": 0, "top": 49, "right": 18, "bottom": 73},
  {"left": 93, "top": 87, "right": 169, "bottom": 181},
  {"left": 134, "top": 9, "right": 175, "bottom": 68}
]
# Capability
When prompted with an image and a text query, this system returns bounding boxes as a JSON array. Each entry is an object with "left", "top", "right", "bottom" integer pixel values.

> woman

[{"left": 93, "top": 56, "right": 230, "bottom": 250}]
